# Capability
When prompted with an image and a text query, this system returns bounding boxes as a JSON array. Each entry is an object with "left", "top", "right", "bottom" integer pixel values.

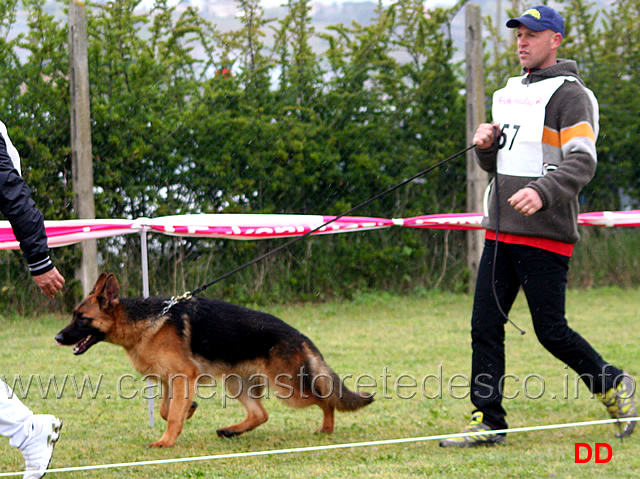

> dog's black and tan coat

[{"left": 56, "top": 273, "right": 373, "bottom": 447}]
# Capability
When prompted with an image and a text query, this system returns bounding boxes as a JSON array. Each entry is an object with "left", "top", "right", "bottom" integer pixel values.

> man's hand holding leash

[{"left": 473, "top": 122, "right": 542, "bottom": 217}]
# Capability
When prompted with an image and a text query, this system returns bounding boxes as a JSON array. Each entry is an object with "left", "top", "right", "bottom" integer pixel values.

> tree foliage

[{"left": 0, "top": 0, "right": 638, "bottom": 312}]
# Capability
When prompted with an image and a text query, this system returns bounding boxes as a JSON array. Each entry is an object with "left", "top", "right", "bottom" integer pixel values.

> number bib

[{"left": 492, "top": 76, "right": 573, "bottom": 178}]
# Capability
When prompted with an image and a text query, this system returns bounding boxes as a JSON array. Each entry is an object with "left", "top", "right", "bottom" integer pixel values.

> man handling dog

[
  {"left": 0, "top": 121, "right": 65, "bottom": 477},
  {"left": 440, "top": 5, "right": 636, "bottom": 447}
]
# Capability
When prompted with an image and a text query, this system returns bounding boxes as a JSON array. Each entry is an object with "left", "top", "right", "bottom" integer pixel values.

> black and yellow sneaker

[
  {"left": 439, "top": 412, "right": 506, "bottom": 448},
  {"left": 599, "top": 372, "right": 637, "bottom": 438}
]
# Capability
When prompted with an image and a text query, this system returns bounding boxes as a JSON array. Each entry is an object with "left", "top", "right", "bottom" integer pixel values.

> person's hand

[
  {"left": 32, "top": 267, "right": 65, "bottom": 298},
  {"left": 473, "top": 123, "right": 500, "bottom": 150},
  {"left": 508, "top": 188, "right": 543, "bottom": 216}
]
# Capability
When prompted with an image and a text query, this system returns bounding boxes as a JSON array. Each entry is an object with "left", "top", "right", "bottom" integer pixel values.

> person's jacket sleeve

[{"left": 0, "top": 133, "right": 54, "bottom": 276}]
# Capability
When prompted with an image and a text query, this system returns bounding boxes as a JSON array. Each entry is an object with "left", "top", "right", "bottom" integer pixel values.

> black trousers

[{"left": 470, "top": 239, "right": 622, "bottom": 430}]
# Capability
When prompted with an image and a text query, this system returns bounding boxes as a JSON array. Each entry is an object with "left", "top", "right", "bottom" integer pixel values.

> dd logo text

[{"left": 574, "top": 443, "right": 612, "bottom": 463}]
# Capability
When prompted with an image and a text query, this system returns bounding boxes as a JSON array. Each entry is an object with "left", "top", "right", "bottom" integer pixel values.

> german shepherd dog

[{"left": 55, "top": 273, "right": 373, "bottom": 447}]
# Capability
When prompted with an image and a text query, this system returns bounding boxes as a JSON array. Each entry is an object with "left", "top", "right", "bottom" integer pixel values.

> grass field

[{"left": 0, "top": 287, "right": 638, "bottom": 478}]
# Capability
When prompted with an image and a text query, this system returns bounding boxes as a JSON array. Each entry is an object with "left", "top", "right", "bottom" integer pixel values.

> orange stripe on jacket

[{"left": 542, "top": 122, "right": 595, "bottom": 148}]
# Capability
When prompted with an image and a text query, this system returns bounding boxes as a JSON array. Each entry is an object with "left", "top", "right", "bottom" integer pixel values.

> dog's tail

[
  {"left": 329, "top": 370, "right": 375, "bottom": 412},
  {"left": 304, "top": 343, "right": 374, "bottom": 411}
]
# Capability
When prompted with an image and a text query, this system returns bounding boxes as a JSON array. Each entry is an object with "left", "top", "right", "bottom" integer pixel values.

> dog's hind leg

[
  {"left": 275, "top": 381, "right": 336, "bottom": 434},
  {"left": 315, "top": 402, "right": 335, "bottom": 434},
  {"left": 187, "top": 401, "right": 198, "bottom": 419},
  {"left": 216, "top": 376, "right": 268, "bottom": 438}
]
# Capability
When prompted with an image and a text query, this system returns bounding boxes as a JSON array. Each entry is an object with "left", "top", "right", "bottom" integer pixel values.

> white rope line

[{"left": 1, "top": 417, "right": 638, "bottom": 477}]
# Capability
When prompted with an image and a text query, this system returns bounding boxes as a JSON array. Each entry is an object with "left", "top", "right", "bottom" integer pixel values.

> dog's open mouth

[
  {"left": 56, "top": 328, "right": 105, "bottom": 355},
  {"left": 71, "top": 335, "right": 98, "bottom": 355}
]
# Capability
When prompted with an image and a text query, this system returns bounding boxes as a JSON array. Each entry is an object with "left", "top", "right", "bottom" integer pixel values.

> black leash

[
  {"left": 492, "top": 126, "right": 526, "bottom": 335},
  {"left": 160, "top": 143, "right": 477, "bottom": 310}
]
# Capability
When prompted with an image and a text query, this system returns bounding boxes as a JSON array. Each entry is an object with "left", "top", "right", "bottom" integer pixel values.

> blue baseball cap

[{"left": 506, "top": 5, "right": 565, "bottom": 37}]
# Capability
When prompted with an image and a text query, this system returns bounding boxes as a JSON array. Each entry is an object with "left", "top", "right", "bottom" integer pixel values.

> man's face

[{"left": 516, "top": 24, "right": 562, "bottom": 70}]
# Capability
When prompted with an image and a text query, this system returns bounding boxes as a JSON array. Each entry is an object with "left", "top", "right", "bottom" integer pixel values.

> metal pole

[
  {"left": 141, "top": 229, "right": 150, "bottom": 298},
  {"left": 140, "top": 229, "right": 154, "bottom": 428}
]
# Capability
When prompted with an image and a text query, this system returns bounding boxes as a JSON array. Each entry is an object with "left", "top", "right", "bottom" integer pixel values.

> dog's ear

[
  {"left": 96, "top": 273, "right": 120, "bottom": 311},
  {"left": 91, "top": 273, "right": 110, "bottom": 295}
]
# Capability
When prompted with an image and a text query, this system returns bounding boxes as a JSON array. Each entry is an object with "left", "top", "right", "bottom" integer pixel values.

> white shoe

[{"left": 19, "top": 415, "right": 63, "bottom": 479}]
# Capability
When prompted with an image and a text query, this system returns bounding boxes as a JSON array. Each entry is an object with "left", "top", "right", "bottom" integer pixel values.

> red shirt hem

[{"left": 485, "top": 230, "right": 574, "bottom": 257}]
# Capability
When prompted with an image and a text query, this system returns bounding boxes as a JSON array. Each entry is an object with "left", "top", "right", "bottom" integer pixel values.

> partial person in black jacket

[
  {"left": 0, "top": 121, "right": 64, "bottom": 478},
  {"left": 0, "top": 122, "right": 64, "bottom": 296}
]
